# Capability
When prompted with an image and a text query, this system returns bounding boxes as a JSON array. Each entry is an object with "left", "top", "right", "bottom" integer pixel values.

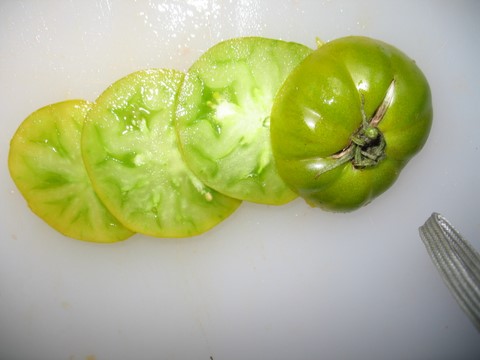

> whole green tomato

[{"left": 270, "top": 36, "right": 433, "bottom": 212}]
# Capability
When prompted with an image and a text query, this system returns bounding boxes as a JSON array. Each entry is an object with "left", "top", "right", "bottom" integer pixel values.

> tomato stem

[
  {"left": 329, "top": 79, "right": 395, "bottom": 170},
  {"left": 315, "top": 37, "right": 325, "bottom": 48}
]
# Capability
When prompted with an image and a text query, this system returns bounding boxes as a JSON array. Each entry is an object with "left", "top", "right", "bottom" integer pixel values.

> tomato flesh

[
  {"left": 8, "top": 100, "right": 134, "bottom": 243},
  {"left": 81, "top": 69, "right": 241, "bottom": 237},
  {"left": 175, "top": 37, "right": 312, "bottom": 205}
]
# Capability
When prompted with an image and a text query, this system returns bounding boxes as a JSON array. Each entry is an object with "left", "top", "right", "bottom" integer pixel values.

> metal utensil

[{"left": 419, "top": 212, "right": 480, "bottom": 331}]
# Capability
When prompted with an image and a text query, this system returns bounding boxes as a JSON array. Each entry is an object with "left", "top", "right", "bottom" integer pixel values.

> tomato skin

[{"left": 270, "top": 36, "right": 433, "bottom": 211}]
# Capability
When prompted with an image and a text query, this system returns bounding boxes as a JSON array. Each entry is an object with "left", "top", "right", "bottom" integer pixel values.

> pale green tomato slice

[
  {"left": 81, "top": 69, "right": 241, "bottom": 238},
  {"left": 8, "top": 100, "right": 134, "bottom": 243},
  {"left": 175, "top": 37, "right": 312, "bottom": 205}
]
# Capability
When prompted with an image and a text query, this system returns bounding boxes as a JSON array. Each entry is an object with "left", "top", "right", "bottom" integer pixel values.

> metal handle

[{"left": 419, "top": 212, "right": 480, "bottom": 332}]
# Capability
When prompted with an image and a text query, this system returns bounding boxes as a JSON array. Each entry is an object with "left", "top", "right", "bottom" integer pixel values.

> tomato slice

[
  {"left": 8, "top": 100, "right": 134, "bottom": 243},
  {"left": 175, "top": 37, "right": 312, "bottom": 205},
  {"left": 81, "top": 69, "right": 241, "bottom": 237}
]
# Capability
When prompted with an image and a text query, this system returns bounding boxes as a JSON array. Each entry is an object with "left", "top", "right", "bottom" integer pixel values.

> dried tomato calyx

[{"left": 332, "top": 79, "right": 395, "bottom": 169}]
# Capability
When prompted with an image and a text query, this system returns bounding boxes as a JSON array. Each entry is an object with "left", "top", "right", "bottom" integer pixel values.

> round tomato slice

[
  {"left": 175, "top": 37, "right": 312, "bottom": 205},
  {"left": 81, "top": 69, "right": 241, "bottom": 237},
  {"left": 8, "top": 100, "right": 134, "bottom": 243}
]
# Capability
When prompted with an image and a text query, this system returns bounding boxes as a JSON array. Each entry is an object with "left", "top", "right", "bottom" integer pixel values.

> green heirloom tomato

[{"left": 270, "top": 36, "right": 433, "bottom": 212}]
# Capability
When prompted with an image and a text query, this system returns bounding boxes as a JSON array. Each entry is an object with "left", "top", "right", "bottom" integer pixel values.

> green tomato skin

[{"left": 271, "top": 36, "right": 433, "bottom": 212}]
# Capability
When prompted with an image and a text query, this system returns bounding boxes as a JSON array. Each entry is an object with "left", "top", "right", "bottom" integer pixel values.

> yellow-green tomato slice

[
  {"left": 81, "top": 69, "right": 241, "bottom": 238},
  {"left": 8, "top": 100, "right": 134, "bottom": 243},
  {"left": 175, "top": 37, "right": 312, "bottom": 205}
]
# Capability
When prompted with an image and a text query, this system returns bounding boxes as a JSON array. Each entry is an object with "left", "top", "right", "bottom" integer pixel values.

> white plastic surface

[{"left": 1, "top": 1, "right": 479, "bottom": 360}]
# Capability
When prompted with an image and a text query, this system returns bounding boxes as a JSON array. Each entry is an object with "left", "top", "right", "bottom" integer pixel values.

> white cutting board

[{"left": 1, "top": 1, "right": 479, "bottom": 359}]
